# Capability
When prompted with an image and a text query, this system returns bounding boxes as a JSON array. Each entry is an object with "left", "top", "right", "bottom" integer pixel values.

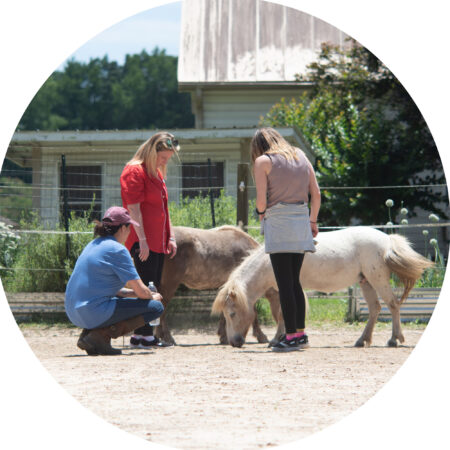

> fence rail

[
  {"left": 347, "top": 287, "right": 441, "bottom": 322},
  {"left": 6, "top": 287, "right": 441, "bottom": 323},
  {"left": 6, "top": 290, "right": 220, "bottom": 319}
]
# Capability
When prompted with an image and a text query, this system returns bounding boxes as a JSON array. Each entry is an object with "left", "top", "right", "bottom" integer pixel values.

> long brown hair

[
  {"left": 250, "top": 127, "right": 300, "bottom": 164},
  {"left": 127, "top": 131, "right": 180, "bottom": 178}
]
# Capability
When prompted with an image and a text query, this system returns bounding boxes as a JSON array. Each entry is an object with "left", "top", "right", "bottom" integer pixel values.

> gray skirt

[{"left": 262, "top": 202, "right": 316, "bottom": 254}]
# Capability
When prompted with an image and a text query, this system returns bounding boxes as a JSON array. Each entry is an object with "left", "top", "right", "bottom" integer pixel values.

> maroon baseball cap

[{"left": 102, "top": 206, "right": 139, "bottom": 227}]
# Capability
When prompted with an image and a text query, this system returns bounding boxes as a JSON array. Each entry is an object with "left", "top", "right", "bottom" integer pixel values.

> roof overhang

[
  {"left": 178, "top": 81, "right": 312, "bottom": 93},
  {"left": 7, "top": 127, "right": 314, "bottom": 166}
]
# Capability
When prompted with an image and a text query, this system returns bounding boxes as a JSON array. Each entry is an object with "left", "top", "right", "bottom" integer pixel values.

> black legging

[
  {"left": 130, "top": 242, "right": 165, "bottom": 337},
  {"left": 269, "top": 252, "right": 306, "bottom": 334}
]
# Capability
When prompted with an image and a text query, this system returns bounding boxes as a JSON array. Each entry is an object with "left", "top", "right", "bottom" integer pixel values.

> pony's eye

[{"left": 229, "top": 312, "right": 236, "bottom": 318}]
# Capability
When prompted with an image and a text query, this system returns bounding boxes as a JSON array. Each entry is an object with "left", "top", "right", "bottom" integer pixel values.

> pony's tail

[{"left": 385, "top": 234, "right": 434, "bottom": 303}]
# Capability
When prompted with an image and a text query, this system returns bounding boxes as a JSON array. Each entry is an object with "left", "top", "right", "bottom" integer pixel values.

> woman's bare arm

[{"left": 127, "top": 203, "right": 150, "bottom": 261}]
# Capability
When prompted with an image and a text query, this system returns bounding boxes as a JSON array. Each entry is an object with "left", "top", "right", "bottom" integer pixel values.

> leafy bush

[
  {"left": 4, "top": 212, "right": 93, "bottom": 293},
  {"left": 4, "top": 193, "right": 259, "bottom": 292},
  {"left": 0, "top": 221, "right": 21, "bottom": 279},
  {"left": 416, "top": 237, "right": 446, "bottom": 288},
  {"left": 169, "top": 190, "right": 262, "bottom": 242}
]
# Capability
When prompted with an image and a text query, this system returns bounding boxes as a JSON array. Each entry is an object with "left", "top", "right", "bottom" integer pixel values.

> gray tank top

[{"left": 266, "top": 148, "right": 310, "bottom": 208}]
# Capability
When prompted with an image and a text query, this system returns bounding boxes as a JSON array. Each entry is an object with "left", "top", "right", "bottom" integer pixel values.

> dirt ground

[{"left": 21, "top": 324, "right": 424, "bottom": 450}]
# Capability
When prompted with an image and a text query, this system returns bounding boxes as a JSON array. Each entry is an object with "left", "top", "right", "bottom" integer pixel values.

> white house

[
  {"left": 179, "top": 0, "right": 349, "bottom": 129},
  {"left": 6, "top": 127, "right": 311, "bottom": 225}
]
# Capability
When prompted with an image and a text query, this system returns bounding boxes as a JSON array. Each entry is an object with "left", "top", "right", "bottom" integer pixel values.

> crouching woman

[{"left": 65, "top": 206, "right": 164, "bottom": 355}]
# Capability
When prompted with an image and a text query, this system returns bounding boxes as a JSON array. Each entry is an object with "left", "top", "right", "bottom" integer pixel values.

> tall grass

[
  {"left": 169, "top": 190, "right": 262, "bottom": 242},
  {"left": 3, "top": 192, "right": 257, "bottom": 292},
  {"left": 3, "top": 194, "right": 444, "bottom": 293},
  {"left": 3, "top": 211, "right": 93, "bottom": 292}
]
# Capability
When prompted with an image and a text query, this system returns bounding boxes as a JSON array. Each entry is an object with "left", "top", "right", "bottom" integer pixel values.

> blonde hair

[
  {"left": 250, "top": 127, "right": 299, "bottom": 164},
  {"left": 127, "top": 131, "right": 180, "bottom": 178}
]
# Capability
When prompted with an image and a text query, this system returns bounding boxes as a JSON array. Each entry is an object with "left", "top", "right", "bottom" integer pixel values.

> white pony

[{"left": 212, "top": 227, "right": 433, "bottom": 348}]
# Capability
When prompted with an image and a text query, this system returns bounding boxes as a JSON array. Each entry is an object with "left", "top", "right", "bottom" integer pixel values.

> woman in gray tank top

[{"left": 251, "top": 127, "right": 321, "bottom": 352}]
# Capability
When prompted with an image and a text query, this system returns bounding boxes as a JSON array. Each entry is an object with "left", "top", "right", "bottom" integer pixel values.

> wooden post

[
  {"left": 346, "top": 285, "right": 357, "bottom": 322},
  {"left": 236, "top": 163, "right": 249, "bottom": 231}
]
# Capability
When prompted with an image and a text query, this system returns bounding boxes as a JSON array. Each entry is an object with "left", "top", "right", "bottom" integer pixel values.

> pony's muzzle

[{"left": 230, "top": 334, "right": 245, "bottom": 348}]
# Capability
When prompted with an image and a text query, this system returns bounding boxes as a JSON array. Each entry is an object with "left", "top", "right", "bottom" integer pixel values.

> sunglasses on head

[{"left": 157, "top": 138, "right": 179, "bottom": 151}]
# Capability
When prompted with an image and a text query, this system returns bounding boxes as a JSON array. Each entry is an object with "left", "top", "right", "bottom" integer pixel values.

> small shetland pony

[{"left": 212, "top": 227, "right": 434, "bottom": 348}]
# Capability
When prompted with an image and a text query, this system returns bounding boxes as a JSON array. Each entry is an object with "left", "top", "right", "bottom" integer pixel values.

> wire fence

[
  {"left": 1, "top": 224, "right": 448, "bottom": 275},
  {"left": 1, "top": 153, "right": 449, "bottom": 269},
  {"left": 1, "top": 161, "right": 448, "bottom": 220}
]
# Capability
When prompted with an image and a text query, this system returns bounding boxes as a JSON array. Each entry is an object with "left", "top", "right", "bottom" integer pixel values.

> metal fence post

[
  {"left": 61, "top": 154, "right": 70, "bottom": 257},
  {"left": 207, "top": 158, "right": 216, "bottom": 227},
  {"left": 237, "top": 163, "right": 249, "bottom": 231}
]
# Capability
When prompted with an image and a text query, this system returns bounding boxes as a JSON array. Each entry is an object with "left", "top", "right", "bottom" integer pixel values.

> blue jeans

[{"left": 97, "top": 297, "right": 164, "bottom": 328}]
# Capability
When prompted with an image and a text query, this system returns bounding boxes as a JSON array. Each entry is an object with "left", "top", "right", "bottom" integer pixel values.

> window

[
  {"left": 182, "top": 162, "right": 224, "bottom": 199},
  {"left": 60, "top": 165, "right": 102, "bottom": 219}
]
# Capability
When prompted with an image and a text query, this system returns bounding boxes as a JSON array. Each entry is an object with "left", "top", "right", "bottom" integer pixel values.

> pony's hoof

[
  {"left": 387, "top": 338, "right": 398, "bottom": 347},
  {"left": 255, "top": 334, "right": 269, "bottom": 344},
  {"left": 355, "top": 338, "right": 370, "bottom": 348},
  {"left": 158, "top": 334, "right": 176, "bottom": 346}
]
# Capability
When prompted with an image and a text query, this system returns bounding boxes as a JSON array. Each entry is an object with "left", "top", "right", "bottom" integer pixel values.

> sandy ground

[{"left": 21, "top": 324, "right": 424, "bottom": 450}]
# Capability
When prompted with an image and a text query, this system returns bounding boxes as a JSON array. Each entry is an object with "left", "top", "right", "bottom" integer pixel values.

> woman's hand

[
  {"left": 310, "top": 221, "right": 319, "bottom": 237},
  {"left": 138, "top": 238, "right": 150, "bottom": 261},
  {"left": 168, "top": 238, "right": 177, "bottom": 259}
]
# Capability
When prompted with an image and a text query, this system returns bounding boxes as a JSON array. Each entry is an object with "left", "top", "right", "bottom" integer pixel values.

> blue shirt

[{"left": 65, "top": 236, "right": 139, "bottom": 329}]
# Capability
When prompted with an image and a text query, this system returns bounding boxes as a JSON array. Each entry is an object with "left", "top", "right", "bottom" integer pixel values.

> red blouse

[{"left": 120, "top": 163, "right": 171, "bottom": 254}]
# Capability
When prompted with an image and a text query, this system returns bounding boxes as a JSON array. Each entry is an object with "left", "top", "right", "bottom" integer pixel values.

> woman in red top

[{"left": 120, "top": 131, "right": 179, "bottom": 348}]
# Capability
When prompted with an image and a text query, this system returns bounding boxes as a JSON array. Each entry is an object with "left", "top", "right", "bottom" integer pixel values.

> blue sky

[{"left": 61, "top": 1, "right": 182, "bottom": 68}]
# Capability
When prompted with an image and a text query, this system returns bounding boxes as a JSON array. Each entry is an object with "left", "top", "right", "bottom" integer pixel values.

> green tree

[
  {"left": 17, "top": 48, "right": 194, "bottom": 131},
  {"left": 18, "top": 75, "right": 68, "bottom": 131},
  {"left": 263, "top": 40, "right": 446, "bottom": 226}
]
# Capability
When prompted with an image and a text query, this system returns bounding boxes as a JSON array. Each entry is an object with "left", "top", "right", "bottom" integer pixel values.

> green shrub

[
  {"left": 0, "top": 221, "right": 21, "bottom": 280},
  {"left": 4, "top": 212, "right": 93, "bottom": 292},
  {"left": 169, "top": 190, "right": 262, "bottom": 242},
  {"left": 4, "top": 193, "right": 260, "bottom": 292}
]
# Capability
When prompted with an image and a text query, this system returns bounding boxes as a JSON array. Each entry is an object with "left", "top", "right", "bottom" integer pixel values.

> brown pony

[{"left": 156, "top": 226, "right": 281, "bottom": 344}]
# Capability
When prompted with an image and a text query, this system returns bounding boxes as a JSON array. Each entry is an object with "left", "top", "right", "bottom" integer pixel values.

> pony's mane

[{"left": 211, "top": 247, "right": 263, "bottom": 315}]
